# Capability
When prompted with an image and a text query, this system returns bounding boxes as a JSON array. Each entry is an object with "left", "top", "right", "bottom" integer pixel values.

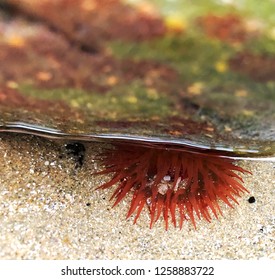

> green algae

[
  {"left": 109, "top": 33, "right": 234, "bottom": 81},
  {"left": 19, "top": 82, "right": 173, "bottom": 121}
]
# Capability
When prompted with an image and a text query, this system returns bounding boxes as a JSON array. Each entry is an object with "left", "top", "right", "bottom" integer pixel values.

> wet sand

[{"left": 0, "top": 133, "right": 274, "bottom": 259}]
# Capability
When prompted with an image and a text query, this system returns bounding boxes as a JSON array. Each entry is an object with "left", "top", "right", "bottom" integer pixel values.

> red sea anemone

[{"left": 95, "top": 143, "right": 251, "bottom": 230}]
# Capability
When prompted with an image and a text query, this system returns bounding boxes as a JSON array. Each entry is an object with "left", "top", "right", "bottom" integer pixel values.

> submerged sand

[{"left": 0, "top": 133, "right": 274, "bottom": 259}]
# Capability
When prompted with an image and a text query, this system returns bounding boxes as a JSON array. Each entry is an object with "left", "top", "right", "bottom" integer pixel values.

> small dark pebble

[
  {"left": 259, "top": 227, "right": 264, "bottom": 233},
  {"left": 86, "top": 202, "right": 91, "bottom": 207},
  {"left": 248, "top": 196, "right": 256, "bottom": 203}
]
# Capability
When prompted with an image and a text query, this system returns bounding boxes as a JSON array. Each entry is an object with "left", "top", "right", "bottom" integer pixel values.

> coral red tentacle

[{"left": 95, "top": 143, "right": 251, "bottom": 229}]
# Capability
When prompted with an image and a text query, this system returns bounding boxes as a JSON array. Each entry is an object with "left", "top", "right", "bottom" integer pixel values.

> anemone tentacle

[{"left": 95, "top": 144, "right": 250, "bottom": 229}]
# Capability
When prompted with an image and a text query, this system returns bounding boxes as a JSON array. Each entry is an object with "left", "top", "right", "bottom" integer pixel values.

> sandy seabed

[{"left": 0, "top": 133, "right": 274, "bottom": 259}]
